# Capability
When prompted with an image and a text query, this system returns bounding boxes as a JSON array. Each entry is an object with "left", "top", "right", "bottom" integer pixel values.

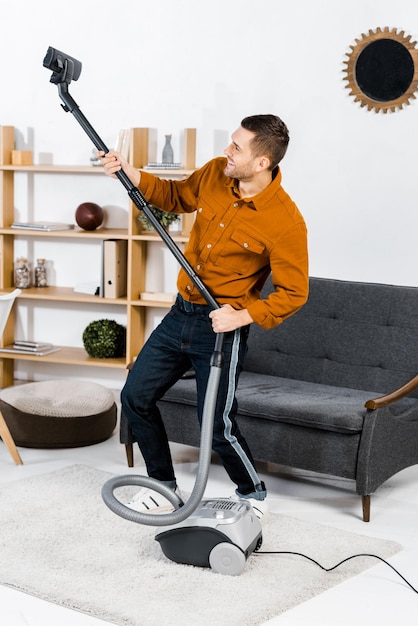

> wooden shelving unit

[{"left": 0, "top": 126, "right": 196, "bottom": 387}]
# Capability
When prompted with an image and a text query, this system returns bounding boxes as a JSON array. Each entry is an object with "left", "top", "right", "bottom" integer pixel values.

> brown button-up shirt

[{"left": 139, "top": 157, "right": 308, "bottom": 329}]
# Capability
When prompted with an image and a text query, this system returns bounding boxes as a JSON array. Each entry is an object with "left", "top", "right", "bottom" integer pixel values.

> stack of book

[
  {"left": 11, "top": 221, "right": 75, "bottom": 231},
  {"left": 144, "top": 163, "right": 182, "bottom": 170},
  {"left": 0, "top": 341, "right": 61, "bottom": 356}
]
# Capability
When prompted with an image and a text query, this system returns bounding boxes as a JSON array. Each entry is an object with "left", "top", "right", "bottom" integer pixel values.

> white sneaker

[
  {"left": 127, "top": 486, "right": 182, "bottom": 514},
  {"left": 247, "top": 498, "right": 269, "bottom": 521},
  {"left": 230, "top": 495, "right": 269, "bottom": 521}
]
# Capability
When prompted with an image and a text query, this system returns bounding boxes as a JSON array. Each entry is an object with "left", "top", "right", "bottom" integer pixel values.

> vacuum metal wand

[{"left": 44, "top": 46, "right": 224, "bottom": 526}]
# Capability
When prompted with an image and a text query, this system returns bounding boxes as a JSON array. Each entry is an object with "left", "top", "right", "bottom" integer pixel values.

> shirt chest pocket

[
  {"left": 215, "top": 229, "right": 266, "bottom": 275},
  {"left": 189, "top": 202, "right": 216, "bottom": 252}
]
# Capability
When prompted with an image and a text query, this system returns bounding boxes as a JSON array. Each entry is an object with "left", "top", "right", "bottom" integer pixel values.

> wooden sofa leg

[
  {"left": 125, "top": 443, "right": 134, "bottom": 468},
  {"left": 362, "top": 495, "right": 370, "bottom": 522}
]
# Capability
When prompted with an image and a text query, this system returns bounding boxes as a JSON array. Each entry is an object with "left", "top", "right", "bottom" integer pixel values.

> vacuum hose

[{"left": 101, "top": 348, "right": 223, "bottom": 526}]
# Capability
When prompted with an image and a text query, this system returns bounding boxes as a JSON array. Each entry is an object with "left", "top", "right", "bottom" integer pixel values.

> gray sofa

[{"left": 121, "top": 276, "right": 418, "bottom": 521}]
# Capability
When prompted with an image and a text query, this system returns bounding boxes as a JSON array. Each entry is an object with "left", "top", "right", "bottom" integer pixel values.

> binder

[{"left": 103, "top": 239, "right": 128, "bottom": 298}]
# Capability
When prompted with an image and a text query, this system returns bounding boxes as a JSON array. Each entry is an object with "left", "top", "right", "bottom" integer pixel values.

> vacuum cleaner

[{"left": 43, "top": 47, "right": 262, "bottom": 575}]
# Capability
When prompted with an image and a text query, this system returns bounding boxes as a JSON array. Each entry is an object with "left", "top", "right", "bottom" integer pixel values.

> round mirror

[{"left": 343, "top": 27, "right": 418, "bottom": 113}]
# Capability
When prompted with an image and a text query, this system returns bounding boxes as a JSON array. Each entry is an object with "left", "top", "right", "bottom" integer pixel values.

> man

[{"left": 101, "top": 114, "right": 308, "bottom": 519}]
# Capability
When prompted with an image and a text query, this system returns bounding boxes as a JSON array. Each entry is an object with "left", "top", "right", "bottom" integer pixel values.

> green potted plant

[
  {"left": 82, "top": 319, "right": 126, "bottom": 358},
  {"left": 137, "top": 204, "right": 180, "bottom": 232}
]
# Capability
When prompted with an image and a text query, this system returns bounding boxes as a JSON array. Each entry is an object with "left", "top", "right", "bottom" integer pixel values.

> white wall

[{"left": 1, "top": 0, "right": 418, "bottom": 386}]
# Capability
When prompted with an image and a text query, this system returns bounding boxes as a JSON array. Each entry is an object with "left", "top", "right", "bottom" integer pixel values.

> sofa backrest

[{"left": 244, "top": 276, "right": 418, "bottom": 396}]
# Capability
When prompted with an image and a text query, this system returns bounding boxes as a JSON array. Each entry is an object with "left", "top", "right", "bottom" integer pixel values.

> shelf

[
  {"left": 0, "top": 164, "right": 105, "bottom": 174},
  {"left": 0, "top": 124, "right": 195, "bottom": 386},
  {"left": 136, "top": 298, "right": 176, "bottom": 308},
  {"left": 16, "top": 286, "right": 127, "bottom": 304},
  {"left": 0, "top": 165, "right": 195, "bottom": 177},
  {"left": 0, "top": 227, "right": 129, "bottom": 239},
  {"left": 132, "top": 232, "right": 188, "bottom": 242},
  {"left": 0, "top": 345, "right": 127, "bottom": 369},
  {"left": 15, "top": 288, "right": 179, "bottom": 307}
]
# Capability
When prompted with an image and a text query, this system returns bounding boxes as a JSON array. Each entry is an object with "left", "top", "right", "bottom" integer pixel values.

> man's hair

[{"left": 241, "top": 114, "right": 289, "bottom": 170}]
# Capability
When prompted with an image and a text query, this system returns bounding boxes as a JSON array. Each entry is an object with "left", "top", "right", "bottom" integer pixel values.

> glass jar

[
  {"left": 34, "top": 258, "right": 48, "bottom": 287},
  {"left": 14, "top": 257, "right": 31, "bottom": 288}
]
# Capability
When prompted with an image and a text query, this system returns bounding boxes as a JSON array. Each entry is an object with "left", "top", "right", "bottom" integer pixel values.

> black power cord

[{"left": 255, "top": 551, "right": 418, "bottom": 594}]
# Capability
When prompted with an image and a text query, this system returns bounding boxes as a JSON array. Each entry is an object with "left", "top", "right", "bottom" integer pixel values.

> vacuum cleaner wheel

[{"left": 209, "top": 541, "right": 246, "bottom": 576}]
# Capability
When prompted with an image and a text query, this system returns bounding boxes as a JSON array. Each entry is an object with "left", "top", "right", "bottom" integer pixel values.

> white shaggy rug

[{"left": 0, "top": 465, "right": 401, "bottom": 626}]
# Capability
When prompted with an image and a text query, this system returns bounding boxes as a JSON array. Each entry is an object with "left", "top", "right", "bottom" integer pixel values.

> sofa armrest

[{"left": 365, "top": 374, "right": 418, "bottom": 410}]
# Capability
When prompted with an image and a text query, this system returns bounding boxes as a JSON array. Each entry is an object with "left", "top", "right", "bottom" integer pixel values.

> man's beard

[{"left": 223, "top": 161, "right": 254, "bottom": 181}]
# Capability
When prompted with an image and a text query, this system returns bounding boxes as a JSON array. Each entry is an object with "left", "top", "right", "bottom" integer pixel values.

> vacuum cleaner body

[{"left": 155, "top": 498, "right": 263, "bottom": 575}]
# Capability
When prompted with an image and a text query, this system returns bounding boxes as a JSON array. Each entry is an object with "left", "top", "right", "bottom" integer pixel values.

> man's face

[{"left": 223, "top": 126, "right": 259, "bottom": 181}]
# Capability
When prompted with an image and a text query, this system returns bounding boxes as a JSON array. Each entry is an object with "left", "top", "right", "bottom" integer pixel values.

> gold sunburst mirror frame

[{"left": 343, "top": 27, "right": 418, "bottom": 113}]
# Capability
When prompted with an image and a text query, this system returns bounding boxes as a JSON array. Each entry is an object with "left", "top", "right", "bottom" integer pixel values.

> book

[
  {"left": 11, "top": 221, "right": 75, "bottom": 231},
  {"left": 0, "top": 344, "right": 61, "bottom": 356},
  {"left": 103, "top": 239, "right": 127, "bottom": 299},
  {"left": 73, "top": 282, "right": 100, "bottom": 296},
  {"left": 114, "top": 129, "right": 131, "bottom": 161},
  {"left": 13, "top": 341, "right": 53, "bottom": 351}
]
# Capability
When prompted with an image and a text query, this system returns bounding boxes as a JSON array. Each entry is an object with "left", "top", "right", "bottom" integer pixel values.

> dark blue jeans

[{"left": 121, "top": 294, "right": 266, "bottom": 499}]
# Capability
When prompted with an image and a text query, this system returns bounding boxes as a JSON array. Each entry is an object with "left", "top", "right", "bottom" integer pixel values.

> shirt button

[
  {"left": 233, "top": 202, "right": 239, "bottom": 208},
  {"left": 244, "top": 242, "right": 249, "bottom": 248},
  {"left": 207, "top": 244, "right": 212, "bottom": 249},
  {"left": 198, "top": 207, "right": 203, "bottom": 213},
  {"left": 186, "top": 285, "right": 192, "bottom": 291},
  {"left": 219, "top": 223, "right": 225, "bottom": 228},
  {"left": 196, "top": 264, "right": 201, "bottom": 270}
]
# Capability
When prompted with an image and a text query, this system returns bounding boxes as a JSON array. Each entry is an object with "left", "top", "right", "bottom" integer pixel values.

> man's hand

[
  {"left": 98, "top": 150, "right": 141, "bottom": 187},
  {"left": 209, "top": 305, "right": 253, "bottom": 333}
]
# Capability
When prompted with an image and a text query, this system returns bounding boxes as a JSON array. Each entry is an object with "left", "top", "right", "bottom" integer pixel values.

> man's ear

[{"left": 257, "top": 156, "right": 271, "bottom": 171}]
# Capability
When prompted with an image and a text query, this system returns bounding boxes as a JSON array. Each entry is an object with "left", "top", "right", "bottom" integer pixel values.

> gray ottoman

[{"left": 0, "top": 380, "right": 117, "bottom": 448}]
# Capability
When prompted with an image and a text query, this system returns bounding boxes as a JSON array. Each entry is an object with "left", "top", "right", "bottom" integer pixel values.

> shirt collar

[{"left": 225, "top": 165, "right": 282, "bottom": 210}]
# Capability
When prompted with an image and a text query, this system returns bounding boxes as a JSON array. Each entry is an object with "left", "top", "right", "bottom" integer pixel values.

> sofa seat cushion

[{"left": 161, "top": 371, "right": 416, "bottom": 435}]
